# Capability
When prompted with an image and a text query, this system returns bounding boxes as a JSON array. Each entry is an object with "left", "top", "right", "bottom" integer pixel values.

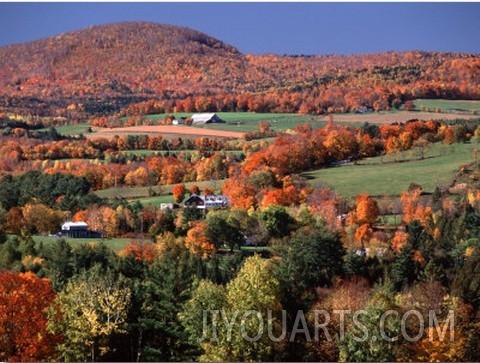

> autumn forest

[{"left": 1, "top": 21, "right": 480, "bottom": 362}]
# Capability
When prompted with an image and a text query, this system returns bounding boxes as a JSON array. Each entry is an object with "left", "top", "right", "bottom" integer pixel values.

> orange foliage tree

[
  {"left": 391, "top": 231, "right": 410, "bottom": 253},
  {"left": 120, "top": 240, "right": 158, "bottom": 263},
  {"left": 355, "top": 223, "right": 374, "bottom": 248},
  {"left": 172, "top": 184, "right": 187, "bottom": 203},
  {"left": 400, "top": 189, "right": 432, "bottom": 227},
  {"left": 189, "top": 184, "right": 200, "bottom": 195},
  {"left": 355, "top": 194, "right": 380, "bottom": 225},
  {"left": 0, "top": 271, "right": 59, "bottom": 361},
  {"left": 184, "top": 221, "right": 216, "bottom": 259},
  {"left": 222, "top": 177, "right": 256, "bottom": 210}
]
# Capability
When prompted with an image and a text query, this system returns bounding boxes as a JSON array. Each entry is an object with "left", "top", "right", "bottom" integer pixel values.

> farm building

[
  {"left": 172, "top": 117, "right": 185, "bottom": 125},
  {"left": 60, "top": 221, "right": 89, "bottom": 238},
  {"left": 184, "top": 194, "right": 229, "bottom": 209},
  {"left": 160, "top": 203, "right": 180, "bottom": 211},
  {"left": 60, "top": 221, "right": 101, "bottom": 238},
  {"left": 191, "top": 113, "right": 225, "bottom": 124}
]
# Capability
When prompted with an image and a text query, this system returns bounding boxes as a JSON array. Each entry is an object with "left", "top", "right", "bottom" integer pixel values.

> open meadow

[
  {"left": 414, "top": 99, "right": 480, "bottom": 114},
  {"left": 30, "top": 235, "right": 139, "bottom": 252},
  {"left": 87, "top": 124, "right": 246, "bottom": 140},
  {"left": 302, "top": 142, "right": 476, "bottom": 197}
]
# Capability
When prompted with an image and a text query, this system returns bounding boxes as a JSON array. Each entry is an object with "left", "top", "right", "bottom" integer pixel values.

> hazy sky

[{"left": 1, "top": 2, "right": 479, "bottom": 55}]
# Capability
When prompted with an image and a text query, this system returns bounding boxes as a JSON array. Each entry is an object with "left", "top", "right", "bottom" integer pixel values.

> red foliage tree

[{"left": 0, "top": 271, "right": 59, "bottom": 361}]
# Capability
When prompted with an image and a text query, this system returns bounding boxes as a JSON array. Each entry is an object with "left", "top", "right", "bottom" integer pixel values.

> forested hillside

[{"left": 0, "top": 22, "right": 479, "bottom": 119}]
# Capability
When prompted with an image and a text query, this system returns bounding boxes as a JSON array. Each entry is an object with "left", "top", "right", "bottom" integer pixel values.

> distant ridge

[{"left": 0, "top": 21, "right": 479, "bottom": 118}]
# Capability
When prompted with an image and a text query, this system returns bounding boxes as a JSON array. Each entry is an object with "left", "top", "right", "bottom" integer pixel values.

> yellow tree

[
  {"left": 181, "top": 255, "right": 284, "bottom": 362},
  {"left": 124, "top": 166, "right": 148, "bottom": 187},
  {"left": 22, "top": 201, "right": 65, "bottom": 235},
  {"left": 48, "top": 266, "right": 131, "bottom": 362}
]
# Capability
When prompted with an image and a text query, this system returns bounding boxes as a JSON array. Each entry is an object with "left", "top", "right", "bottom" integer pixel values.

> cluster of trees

[{"left": 1, "top": 180, "right": 480, "bottom": 361}]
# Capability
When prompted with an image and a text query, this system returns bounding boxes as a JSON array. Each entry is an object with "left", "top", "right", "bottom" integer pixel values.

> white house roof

[
  {"left": 61, "top": 221, "right": 88, "bottom": 230},
  {"left": 184, "top": 194, "right": 229, "bottom": 209}
]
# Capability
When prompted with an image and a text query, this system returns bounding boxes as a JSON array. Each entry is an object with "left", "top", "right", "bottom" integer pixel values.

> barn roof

[
  {"left": 191, "top": 113, "right": 217, "bottom": 123},
  {"left": 191, "top": 113, "right": 224, "bottom": 124}
]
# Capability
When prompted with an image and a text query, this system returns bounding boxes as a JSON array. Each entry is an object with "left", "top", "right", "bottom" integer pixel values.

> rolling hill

[{"left": 0, "top": 21, "right": 479, "bottom": 119}]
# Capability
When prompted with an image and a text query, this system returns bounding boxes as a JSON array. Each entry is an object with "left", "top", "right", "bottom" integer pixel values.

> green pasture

[
  {"left": 414, "top": 99, "right": 480, "bottom": 114},
  {"left": 32, "top": 235, "right": 137, "bottom": 252},
  {"left": 39, "top": 123, "right": 92, "bottom": 136},
  {"left": 302, "top": 142, "right": 475, "bottom": 197},
  {"left": 120, "top": 149, "right": 171, "bottom": 157}
]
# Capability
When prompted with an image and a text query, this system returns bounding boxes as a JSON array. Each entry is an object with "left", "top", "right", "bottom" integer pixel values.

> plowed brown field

[{"left": 86, "top": 125, "right": 245, "bottom": 140}]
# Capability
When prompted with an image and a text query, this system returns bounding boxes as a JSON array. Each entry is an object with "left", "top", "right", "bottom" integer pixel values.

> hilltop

[
  {"left": 0, "top": 21, "right": 479, "bottom": 119},
  {"left": 0, "top": 22, "right": 247, "bottom": 112}
]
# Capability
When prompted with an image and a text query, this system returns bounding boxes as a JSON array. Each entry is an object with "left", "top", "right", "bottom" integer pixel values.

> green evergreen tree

[
  {"left": 344, "top": 251, "right": 367, "bottom": 277},
  {"left": 38, "top": 238, "right": 74, "bottom": 290},
  {"left": 452, "top": 248, "right": 480, "bottom": 311},
  {"left": 133, "top": 251, "right": 198, "bottom": 361},
  {"left": 390, "top": 243, "right": 416, "bottom": 290},
  {"left": 0, "top": 238, "right": 22, "bottom": 271}
]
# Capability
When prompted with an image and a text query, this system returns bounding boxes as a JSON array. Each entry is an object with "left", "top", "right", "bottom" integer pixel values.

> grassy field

[
  {"left": 46, "top": 106, "right": 479, "bottom": 140},
  {"left": 40, "top": 123, "right": 92, "bottom": 136},
  {"left": 37, "top": 102, "right": 480, "bottom": 139},
  {"left": 302, "top": 142, "right": 475, "bottom": 197},
  {"left": 414, "top": 99, "right": 480, "bottom": 114},
  {"left": 32, "top": 235, "right": 137, "bottom": 252}
]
